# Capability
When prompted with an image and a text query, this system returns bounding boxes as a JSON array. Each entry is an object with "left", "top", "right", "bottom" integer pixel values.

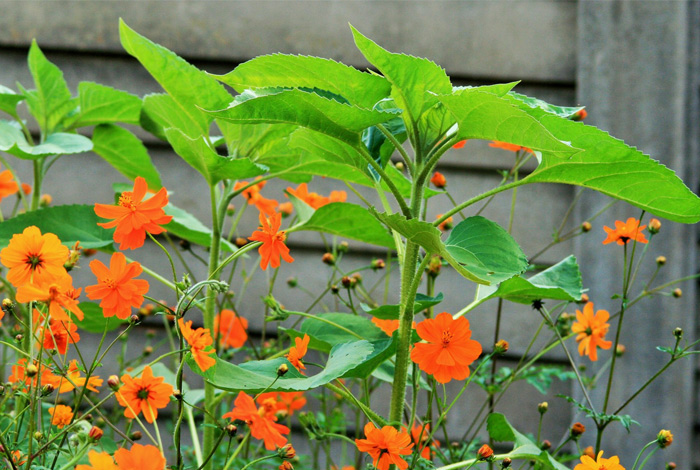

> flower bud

[
  {"left": 287, "top": 277, "right": 298, "bottom": 288},
  {"left": 26, "top": 364, "right": 38, "bottom": 377},
  {"left": 579, "top": 293, "right": 589, "bottom": 304},
  {"left": 179, "top": 239, "right": 191, "bottom": 250},
  {"left": 2, "top": 298, "right": 13, "bottom": 312},
  {"left": 494, "top": 339, "right": 509, "bottom": 355},
  {"left": 656, "top": 256, "right": 666, "bottom": 266},
  {"left": 40, "top": 194, "right": 52, "bottom": 207},
  {"left": 395, "top": 162, "right": 405, "bottom": 171},
  {"left": 648, "top": 218, "right": 661, "bottom": 234},
  {"left": 81, "top": 248, "right": 98, "bottom": 258},
  {"left": 615, "top": 344, "right": 626, "bottom": 357},
  {"left": 34, "top": 431, "right": 44, "bottom": 442},
  {"left": 570, "top": 422, "right": 586, "bottom": 438},
  {"left": 501, "top": 457, "right": 512, "bottom": 468},
  {"left": 143, "top": 346, "right": 153, "bottom": 357},
  {"left": 537, "top": 402, "right": 548, "bottom": 414},
  {"left": 235, "top": 237, "right": 248, "bottom": 248},
  {"left": 14, "top": 334, "right": 23, "bottom": 343},
  {"left": 107, "top": 375, "right": 120, "bottom": 390},
  {"left": 427, "top": 255, "right": 442, "bottom": 278},
  {"left": 371, "top": 259, "right": 385, "bottom": 270},
  {"left": 477, "top": 444, "right": 494, "bottom": 460},
  {"left": 351, "top": 273, "right": 362, "bottom": 285},
  {"left": 581, "top": 221, "right": 592, "bottom": 232},
  {"left": 322, "top": 253, "right": 335, "bottom": 266},
  {"left": 673, "top": 327, "right": 683, "bottom": 339},
  {"left": 583, "top": 446, "right": 595, "bottom": 458},
  {"left": 130, "top": 431, "right": 142, "bottom": 441},
  {"left": 226, "top": 204, "right": 235, "bottom": 216},
  {"left": 672, "top": 288, "right": 682, "bottom": 298},
  {"left": 657, "top": 429, "right": 673, "bottom": 448},
  {"left": 666, "top": 463, "right": 676, "bottom": 470},
  {"left": 430, "top": 171, "right": 447, "bottom": 189},
  {"left": 278, "top": 443, "right": 296, "bottom": 460},
  {"left": 279, "top": 202, "right": 293, "bottom": 218},
  {"left": 540, "top": 440, "right": 551, "bottom": 450},
  {"left": 41, "top": 384, "right": 54, "bottom": 397},
  {"left": 330, "top": 285, "right": 339, "bottom": 294},
  {"left": 88, "top": 426, "right": 104, "bottom": 442},
  {"left": 129, "top": 315, "right": 140, "bottom": 325},
  {"left": 341, "top": 276, "right": 352, "bottom": 288},
  {"left": 172, "top": 390, "right": 183, "bottom": 401},
  {"left": 277, "top": 364, "right": 289, "bottom": 377},
  {"left": 279, "top": 462, "right": 294, "bottom": 470},
  {"left": 572, "top": 109, "right": 588, "bottom": 121},
  {"left": 226, "top": 424, "right": 238, "bottom": 437},
  {"left": 146, "top": 329, "right": 156, "bottom": 339}
]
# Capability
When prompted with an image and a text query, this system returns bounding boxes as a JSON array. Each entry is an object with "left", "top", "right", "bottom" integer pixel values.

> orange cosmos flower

[
  {"left": 214, "top": 309, "right": 248, "bottom": 349},
  {"left": 39, "top": 316, "right": 80, "bottom": 354},
  {"left": 328, "top": 190, "right": 347, "bottom": 204},
  {"left": 115, "top": 365, "right": 173, "bottom": 423},
  {"left": 256, "top": 391, "right": 307, "bottom": 417},
  {"left": 85, "top": 252, "right": 149, "bottom": 320},
  {"left": 286, "top": 183, "right": 328, "bottom": 209},
  {"left": 46, "top": 359, "right": 103, "bottom": 394},
  {"left": 571, "top": 302, "right": 612, "bottom": 361},
  {"left": 48, "top": 404, "right": 73, "bottom": 429},
  {"left": 114, "top": 444, "right": 166, "bottom": 470},
  {"left": 489, "top": 141, "right": 533, "bottom": 153},
  {"left": 9, "top": 358, "right": 41, "bottom": 390},
  {"left": 411, "top": 312, "right": 483, "bottom": 384},
  {"left": 452, "top": 140, "right": 467, "bottom": 149},
  {"left": 278, "top": 201, "right": 294, "bottom": 217},
  {"left": 178, "top": 318, "right": 216, "bottom": 371},
  {"left": 234, "top": 179, "right": 279, "bottom": 216},
  {"left": 16, "top": 273, "right": 83, "bottom": 321},
  {"left": 602, "top": 218, "right": 648, "bottom": 246},
  {"left": 248, "top": 211, "right": 294, "bottom": 270},
  {"left": 75, "top": 450, "right": 118, "bottom": 470},
  {"left": 371, "top": 318, "right": 417, "bottom": 337},
  {"left": 286, "top": 334, "right": 310, "bottom": 373},
  {"left": 223, "top": 391, "right": 290, "bottom": 450},
  {"left": 574, "top": 451, "right": 625, "bottom": 470},
  {"left": 430, "top": 172, "right": 447, "bottom": 189},
  {"left": 0, "top": 226, "right": 69, "bottom": 287},
  {"left": 410, "top": 423, "right": 440, "bottom": 460},
  {"left": 355, "top": 422, "right": 414, "bottom": 470},
  {"left": 94, "top": 176, "right": 173, "bottom": 250},
  {"left": 0, "top": 165, "right": 18, "bottom": 202},
  {"left": 10, "top": 450, "right": 27, "bottom": 467}
]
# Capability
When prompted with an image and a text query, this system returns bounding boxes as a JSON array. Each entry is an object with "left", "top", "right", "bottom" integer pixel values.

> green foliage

[
  {"left": 0, "top": 121, "right": 92, "bottom": 160},
  {"left": 67, "top": 82, "right": 142, "bottom": 128},
  {"left": 74, "top": 302, "right": 128, "bottom": 333},
  {"left": 558, "top": 395, "right": 640, "bottom": 432},
  {"left": 0, "top": 84, "right": 24, "bottom": 119},
  {"left": 361, "top": 293, "right": 444, "bottom": 320},
  {"left": 163, "top": 202, "right": 237, "bottom": 252}
]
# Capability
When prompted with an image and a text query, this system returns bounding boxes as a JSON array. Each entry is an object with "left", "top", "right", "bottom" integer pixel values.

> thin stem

[
  {"left": 376, "top": 123, "right": 414, "bottom": 175},
  {"left": 435, "top": 180, "right": 523, "bottom": 227}
]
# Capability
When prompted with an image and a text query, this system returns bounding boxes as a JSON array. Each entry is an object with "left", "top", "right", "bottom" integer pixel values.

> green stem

[
  {"left": 376, "top": 123, "right": 414, "bottom": 175},
  {"left": 435, "top": 180, "right": 523, "bottom": 227},
  {"left": 356, "top": 145, "right": 411, "bottom": 217}
]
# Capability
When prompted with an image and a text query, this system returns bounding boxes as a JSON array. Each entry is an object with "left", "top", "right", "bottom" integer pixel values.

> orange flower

[
  {"left": 286, "top": 334, "right": 309, "bottom": 373},
  {"left": 75, "top": 450, "right": 118, "bottom": 470},
  {"left": 223, "top": 391, "right": 290, "bottom": 450},
  {"left": 234, "top": 179, "right": 278, "bottom": 216},
  {"left": 602, "top": 218, "right": 648, "bottom": 246},
  {"left": 371, "top": 318, "right": 416, "bottom": 337},
  {"left": 436, "top": 214, "right": 453, "bottom": 232},
  {"left": 286, "top": 183, "right": 328, "bottom": 209},
  {"left": 0, "top": 226, "right": 69, "bottom": 288},
  {"left": 39, "top": 317, "right": 80, "bottom": 354},
  {"left": 48, "top": 404, "right": 73, "bottom": 429},
  {"left": 489, "top": 141, "right": 533, "bottom": 153},
  {"left": 178, "top": 318, "right": 216, "bottom": 371},
  {"left": 452, "top": 140, "right": 467, "bottom": 149},
  {"left": 85, "top": 252, "right": 149, "bottom": 320},
  {"left": 328, "top": 190, "right": 347, "bottom": 204},
  {"left": 115, "top": 365, "right": 173, "bottom": 423},
  {"left": 47, "top": 359, "right": 103, "bottom": 394},
  {"left": 0, "top": 165, "right": 18, "bottom": 202},
  {"left": 16, "top": 273, "right": 83, "bottom": 321},
  {"left": 410, "top": 423, "right": 440, "bottom": 460},
  {"left": 355, "top": 422, "right": 414, "bottom": 470},
  {"left": 11, "top": 450, "right": 26, "bottom": 467},
  {"left": 114, "top": 444, "right": 166, "bottom": 470},
  {"left": 571, "top": 302, "right": 612, "bottom": 361},
  {"left": 248, "top": 211, "right": 294, "bottom": 270},
  {"left": 572, "top": 109, "right": 588, "bottom": 121},
  {"left": 214, "top": 309, "right": 248, "bottom": 349},
  {"left": 21, "top": 183, "right": 31, "bottom": 195},
  {"left": 411, "top": 312, "right": 483, "bottom": 384},
  {"left": 278, "top": 201, "right": 294, "bottom": 217},
  {"left": 256, "top": 391, "right": 307, "bottom": 417},
  {"left": 430, "top": 172, "right": 447, "bottom": 189},
  {"left": 9, "top": 358, "right": 40, "bottom": 390},
  {"left": 574, "top": 451, "right": 625, "bottom": 470},
  {"left": 94, "top": 176, "right": 173, "bottom": 250}
]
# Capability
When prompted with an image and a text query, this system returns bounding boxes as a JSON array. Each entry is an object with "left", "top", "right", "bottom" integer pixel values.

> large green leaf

[
  {"left": 0, "top": 85, "right": 24, "bottom": 119},
  {"left": 91, "top": 124, "right": 162, "bottom": 190},
  {"left": 0, "top": 205, "right": 114, "bottom": 250},
  {"left": 350, "top": 26, "right": 452, "bottom": 126},
  {"left": 205, "top": 88, "right": 398, "bottom": 147},
  {"left": 0, "top": 121, "right": 92, "bottom": 160},
  {"left": 502, "top": 93, "right": 700, "bottom": 223},
  {"left": 479, "top": 256, "right": 583, "bottom": 305},
  {"left": 24, "top": 40, "right": 74, "bottom": 132},
  {"left": 140, "top": 93, "right": 206, "bottom": 141},
  {"left": 66, "top": 82, "right": 142, "bottom": 128},
  {"left": 362, "top": 293, "right": 444, "bottom": 320},
  {"left": 212, "top": 54, "right": 390, "bottom": 109},
  {"left": 164, "top": 128, "right": 267, "bottom": 185},
  {"left": 75, "top": 302, "right": 128, "bottom": 333},
  {"left": 163, "top": 202, "right": 237, "bottom": 252},
  {"left": 189, "top": 340, "right": 374, "bottom": 392},
  {"left": 439, "top": 90, "right": 576, "bottom": 159},
  {"left": 507, "top": 91, "right": 584, "bottom": 118},
  {"left": 293, "top": 203, "right": 395, "bottom": 249},
  {"left": 119, "top": 19, "right": 231, "bottom": 138}
]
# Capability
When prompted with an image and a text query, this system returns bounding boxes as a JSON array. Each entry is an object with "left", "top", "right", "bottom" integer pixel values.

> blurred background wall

[{"left": 0, "top": 1, "right": 697, "bottom": 468}]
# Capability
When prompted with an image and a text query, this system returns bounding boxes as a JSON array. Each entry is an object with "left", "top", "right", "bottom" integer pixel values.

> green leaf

[
  {"left": 479, "top": 256, "right": 583, "bottom": 304},
  {"left": 212, "top": 54, "right": 390, "bottom": 109},
  {"left": 163, "top": 202, "right": 237, "bottom": 252},
  {"left": 0, "top": 205, "right": 115, "bottom": 250},
  {"left": 140, "top": 93, "right": 206, "bottom": 141},
  {"left": 502, "top": 93, "right": 700, "bottom": 223},
  {"left": 0, "top": 84, "right": 24, "bottom": 119},
  {"left": 91, "top": 124, "right": 162, "bottom": 190},
  {"left": 190, "top": 340, "right": 374, "bottom": 392},
  {"left": 299, "top": 313, "right": 386, "bottom": 351},
  {"left": 74, "top": 302, "right": 128, "bottom": 333},
  {"left": 439, "top": 90, "right": 576, "bottom": 159},
  {"left": 67, "top": 82, "right": 142, "bottom": 128},
  {"left": 294, "top": 203, "right": 395, "bottom": 249},
  {"left": 361, "top": 293, "right": 444, "bottom": 320},
  {"left": 25, "top": 40, "right": 74, "bottom": 132},
  {"left": 119, "top": 19, "right": 231, "bottom": 138},
  {"left": 350, "top": 26, "right": 452, "bottom": 125},
  {"left": 164, "top": 128, "right": 267, "bottom": 185},
  {"left": 507, "top": 91, "right": 584, "bottom": 118},
  {"left": 0, "top": 121, "right": 92, "bottom": 159},
  {"left": 205, "top": 88, "right": 398, "bottom": 147},
  {"left": 285, "top": 192, "right": 315, "bottom": 225}
]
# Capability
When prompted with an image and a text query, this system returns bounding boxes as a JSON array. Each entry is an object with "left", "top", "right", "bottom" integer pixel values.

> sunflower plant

[{"left": 0, "top": 19, "right": 697, "bottom": 470}]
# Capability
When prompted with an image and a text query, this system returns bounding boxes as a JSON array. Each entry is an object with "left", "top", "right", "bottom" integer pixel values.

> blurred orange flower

[
  {"left": 223, "top": 391, "right": 290, "bottom": 450},
  {"left": 430, "top": 172, "right": 446, "bottom": 189},
  {"left": 248, "top": 211, "right": 294, "bottom": 270},
  {"left": 16, "top": 273, "right": 83, "bottom": 321},
  {"left": 602, "top": 218, "right": 648, "bottom": 246},
  {"left": 48, "top": 359, "right": 103, "bottom": 394},
  {"left": 355, "top": 422, "right": 414, "bottom": 470},
  {"left": 115, "top": 365, "right": 173, "bottom": 423},
  {"left": 94, "top": 176, "right": 173, "bottom": 250},
  {"left": 48, "top": 404, "right": 73, "bottom": 428},
  {"left": 410, "top": 423, "right": 440, "bottom": 460},
  {"left": 86, "top": 252, "right": 149, "bottom": 320},
  {"left": 234, "top": 179, "right": 278, "bottom": 216},
  {"left": 572, "top": 302, "right": 612, "bottom": 361},
  {"left": 39, "top": 316, "right": 80, "bottom": 354},
  {"left": 0, "top": 165, "right": 18, "bottom": 202},
  {"left": 178, "top": 318, "right": 216, "bottom": 371},
  {"left": 214, "top": 309, "right": 248, "bottom": 349},
  {"left": 114, "top": 444, "right": 166, "bottom": 470},
  {"left": 574, "top": 451, "right": 624, "bottom": 470},
  {"left": 489, "top": 141, "right": 532, "bottom": 153},
  {"left": 0, "top": 226, "right": 69, "bottom": 288},
  {"left": 75, "top": 450, "right": 118, "bottom": 470},
  {"left": 286, "top": 334, "right": 310, "bottom": 373},
  {"left": 452, "top": 140, "right": 467, "bottom": 149},
  {"left": 256, "top": 391, "right": 307, "bottom": 417}
]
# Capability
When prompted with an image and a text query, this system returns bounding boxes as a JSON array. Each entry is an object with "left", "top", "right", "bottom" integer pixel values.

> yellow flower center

[
  {"left": 25, "top": 253, "right": 43, "bottom": 269},
  {"left": 119, "top": 193, "right": 137, "bottom": 211},
  {"left": 441, "top": 330, "right": 453, "bottom": 347},
  {"left": 103, "top": 277, "right": 117, "bottom": 289}
]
